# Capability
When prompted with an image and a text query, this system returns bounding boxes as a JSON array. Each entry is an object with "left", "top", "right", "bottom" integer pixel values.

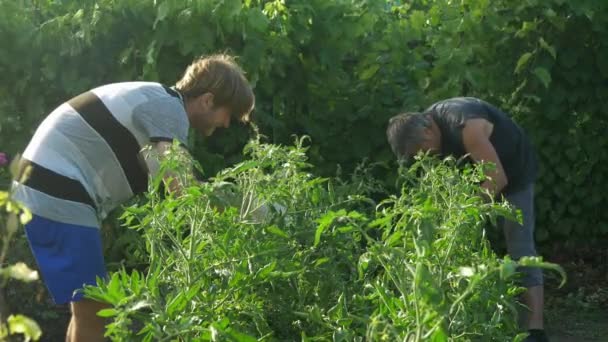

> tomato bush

[{"left": 83, "top": 139, "right": 563, "bottom": 341}]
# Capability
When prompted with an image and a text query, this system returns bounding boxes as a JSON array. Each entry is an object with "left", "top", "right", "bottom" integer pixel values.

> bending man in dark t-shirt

[{"left": 386, "top": 97, "right": 547, "bottom": 342}]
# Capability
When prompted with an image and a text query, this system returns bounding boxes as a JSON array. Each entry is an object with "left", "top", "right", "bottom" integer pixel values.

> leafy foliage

[
  {"left": 1, "top": 0, "right": 606, "bottom": 242},
  {"left": 0, "top": 157, "right": 42, "bottom": 341},
  {"left": 83, "top": 140, "right": 564, "bottom": 341}
]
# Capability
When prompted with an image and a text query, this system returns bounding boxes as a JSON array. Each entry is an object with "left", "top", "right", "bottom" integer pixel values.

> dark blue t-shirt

[{"left": 426, "top": 97, "right": 537, "bottom": 195}]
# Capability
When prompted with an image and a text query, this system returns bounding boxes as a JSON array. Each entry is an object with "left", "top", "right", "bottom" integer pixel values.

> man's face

[
  {"left": 199, "top": 106, "right": 231, "bottom": 137},
  {"left": 191, "top": 93, "right": 232, "bottom": 136},
  {"left": 405, "top": 128, "right": 441, "bottom": 158}
]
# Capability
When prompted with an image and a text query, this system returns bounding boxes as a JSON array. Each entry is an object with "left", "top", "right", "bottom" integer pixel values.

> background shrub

[{"left": 0, "top": 0, "right": 606, "bottom": 248}]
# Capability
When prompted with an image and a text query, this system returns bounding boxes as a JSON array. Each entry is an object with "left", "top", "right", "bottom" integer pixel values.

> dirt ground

[
  {"left": 547, "top": 306, "right": 608, "bottom": 342},
  {"left": 543, "top": 241, "right": 608, "bottom": 342}
]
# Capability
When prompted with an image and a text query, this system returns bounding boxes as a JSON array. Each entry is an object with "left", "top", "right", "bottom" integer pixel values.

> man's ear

[{"left": 199, "top": 92, "right": 215, "bottom": 111}]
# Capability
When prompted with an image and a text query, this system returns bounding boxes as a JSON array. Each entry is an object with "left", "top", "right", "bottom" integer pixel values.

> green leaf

[
  {"left": 256, "top": 261, "right": 277, "bottom": 279},
  {"left": 514, "top": 332, "right": 530, "bottom": 342},
  {"left": 229, "top": 0, "right": 245, "bottom": 16},
  {"left": 518, "top": 256, "right": 567, "bottom": 288},
  {"left": 359, "top": 64, "right": 380, "bottom": 80},
  {"left": 385, "top": 231, "right": 403, "bottom": 247},
  {"left": 96, "top": 308, "right": 118, "bottom": 318},
  {"left": 72, "top": 9, "right": 84, "bottom": 22},
  {"left": 315, "top": 210, "right": 344, "bottom": 246},
  {"left": 130, "top": 270, "right": 140, "bottom": 291},
  {"left": 127, "top": 300, "right": 151, "bottom": 313},
  {"left": 20, "top": 208, "right": 32, "bottom": 225},
  {"left": 226, "top": 329, "right": 258, "bottom": 342},
  {"left": 539, "top": 37, "right": 556, "bottom": 59},
  {"left": 358, "top": 253, "right": 371, "bottom": 279},
  {"left": 500, "top": 257, "right": 518, "bottom": 280},
  {"left": 266, "top": 225, "right": 289, "bottom": 238},
  {"left": 314, "top": 223, "right": 327, "bottom": 247},
  {"left": 459, "top": 267, "right": 475, "bottom": 277},
  {"left": 118, "top": 46, "right": 134, "bottom": 65},
  {"left": 369, "top": 215, "right": 393, "bottom": 229},
  {"left": 7, "top": 315, "right": 42, "bottom": 341},
  {"left": 410, "top": 10, "right": 426, "bottom": 30},
  {"left": 314, "top": 257, "right": 330, "bottom": 267},
  {"left": 430, "top": 327, "right": 448, "bottom": 342},
  {"left": 146, "top": 40, "right": 158, "bottom": 65},
  {"left": 155, "top": 2, "right": 170, "bottom": 26},
  {"left": 247, "top": 8, "right": 269, "bottom": 32},
  {"left": 533, "top": 67, "right": 552, "bottom": 88},
  {"left": 166, "top": 291, "right": 188, "bottom": 316},
  {"left": 6, "top": 213, "right": 18, "bottom": 235},
  {"left": 516, "top": 20, "right": 538, "bottom": 38},
  {"left": 105, "top": 273, "right": 124, "bottom": 303},
  {"left": 515, "top": 52, "right": 533, "bottom": 74},
  {"left": 337, "top": 225, "right": 354, "bottom": 233},
  {"left": 221, "top": 160, "right": 259, "bottom": 176}
]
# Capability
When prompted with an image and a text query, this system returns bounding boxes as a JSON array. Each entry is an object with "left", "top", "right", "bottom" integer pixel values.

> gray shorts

[{"left": 500, "top": 183, "right": 543, "bottom": 287}]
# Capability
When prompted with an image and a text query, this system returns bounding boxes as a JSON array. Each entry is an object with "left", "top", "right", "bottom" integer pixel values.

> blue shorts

[{"left": 24, "top": 215, "right": 107, "bottom": 304}]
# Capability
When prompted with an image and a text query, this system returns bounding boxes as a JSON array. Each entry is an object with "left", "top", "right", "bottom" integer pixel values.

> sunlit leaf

[
  {"left": 533, "top": 67, "right": 552, "bottom": 88},
  {"left": 6, "top": 213, "right": 18, "bottom": 235},
  {"left": 256, "top": 261, "right": 277, "bottom": 279},
  {"left": 20, "top": 208, "right": 32, "bottom": 225},
  {"left": 515, "top": 52, "right": 533, "bottom": 74},
  {"left": 9, "top": 153, "right": 21, "bottom": 179},
  {"left": 96, "top": 308, "right": 118, "bottom": 318},
  {"left": 459, "top": 267, "right": 475, "bottom": 277},
  {"left": 7, "top": 315, "right": 41, "bottom": 341},
  {"left": 359, "top": 64, "right": 380, "bottom": 80},
  {"left": 539, "top": 37, "right": 556, "bottom": 59},
  {"left": 0, "top": 191, "right": 8, "bottom": 206},
  {"left": 266, "top": 225, "right": 289, "bottom": 238},
  {"left": 5, "top": 262, "right": 39, "bottom": 282},
  {"left": 155, "top": 1, "right": 170, "bottom": 26}
]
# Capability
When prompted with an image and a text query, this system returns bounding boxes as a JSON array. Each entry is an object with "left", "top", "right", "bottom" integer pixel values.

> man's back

[
  {"left": 427, "top": 97, "right": 537, "bottom": 195},
  {"left": 13, "top": 82, "right": 189, "bottom": 225}
]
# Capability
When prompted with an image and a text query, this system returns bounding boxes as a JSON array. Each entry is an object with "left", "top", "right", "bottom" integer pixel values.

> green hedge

[{"left": 1, "top": 0, "right": 607, "bottom": 242}]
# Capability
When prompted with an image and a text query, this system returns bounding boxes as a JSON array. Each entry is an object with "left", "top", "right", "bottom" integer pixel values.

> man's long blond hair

[{"left": 176, "top": 54, "right": 254, "bottom": 122}]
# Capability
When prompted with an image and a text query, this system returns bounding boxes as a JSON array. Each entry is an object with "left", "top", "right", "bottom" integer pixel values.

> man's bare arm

[{"left": 462, "top": 118, "right": 508, "bottom": 197}]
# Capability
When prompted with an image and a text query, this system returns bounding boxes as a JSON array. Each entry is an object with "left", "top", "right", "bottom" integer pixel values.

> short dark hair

[{"left": 386, "top": 112, "right": 432, "bottom": 158}]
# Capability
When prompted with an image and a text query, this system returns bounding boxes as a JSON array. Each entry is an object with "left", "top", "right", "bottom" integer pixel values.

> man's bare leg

[
  {"left": 524, "top": 285, "right": 544, "bottom": 329},
  {"left": 66, "top": 299, "right": 109, "bottom": 342},
  {"left": 65, "top": 319, "right": 73, "bottom": 342}
]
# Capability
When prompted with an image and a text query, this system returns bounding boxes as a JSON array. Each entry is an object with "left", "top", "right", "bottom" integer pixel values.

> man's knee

[{"left": 518, "top": 265, "right": 544, "bottom": 288}]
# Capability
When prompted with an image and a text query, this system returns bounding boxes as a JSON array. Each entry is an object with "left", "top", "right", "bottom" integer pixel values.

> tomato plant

[{"left": 85, "top": 139, "right": 564, "bottom": 341}]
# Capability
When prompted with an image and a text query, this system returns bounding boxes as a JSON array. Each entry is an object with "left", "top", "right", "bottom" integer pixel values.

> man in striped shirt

[{"left": 12, "top": 54, "right": 255, "bottom": 341}]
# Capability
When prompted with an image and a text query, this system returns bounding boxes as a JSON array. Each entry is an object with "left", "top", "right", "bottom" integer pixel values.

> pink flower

[{"left": 0, "top": 152, "right": 8, "bottom": 167}]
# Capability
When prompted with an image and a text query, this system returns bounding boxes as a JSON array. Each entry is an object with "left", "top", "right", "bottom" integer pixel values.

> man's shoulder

[
  {"left": 92, "top": 81, "right": 164, "bottom": 96},
  {"left": 429, "top": 97, "right": 486, "bottom": 112},
  {"left": 428, "top": 97, "right": 493, "bottom": 125},
  {"left": 90, "top": 82, "right": 184, "bottom": 111}
]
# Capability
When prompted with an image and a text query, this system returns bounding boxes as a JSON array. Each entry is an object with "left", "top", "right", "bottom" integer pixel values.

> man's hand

[
  {"left": 462, "top": 118, "right": 508, "bottom": 198},
  {"left": 143, "top": 140, "right": 194, "bottom": 195}
]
